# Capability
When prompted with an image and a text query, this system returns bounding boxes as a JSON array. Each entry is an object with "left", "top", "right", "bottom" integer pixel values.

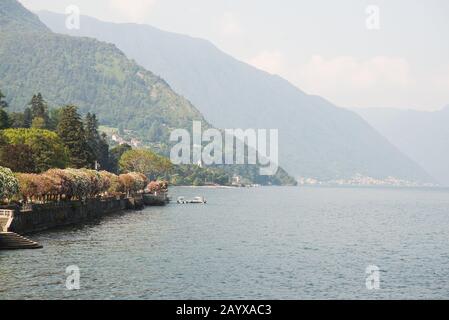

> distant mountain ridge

[
  {"left": 37, "top": 11, "right": 434, "bottom": 183},
  {"left": 353, "top": 106, "right": 449, "bottom": 186}
]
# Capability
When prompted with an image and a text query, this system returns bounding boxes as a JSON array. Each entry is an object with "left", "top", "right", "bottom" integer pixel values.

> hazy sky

[{"left": 19, "top": 0, "right": 449, "bottom": 111}]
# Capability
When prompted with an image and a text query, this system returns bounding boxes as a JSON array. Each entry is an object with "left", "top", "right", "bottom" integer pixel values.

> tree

[
  {"left": 119, "top": 149, "right": 172, "bottom": 179},
  {"left": 84, "top": 113, "right": 101, "bottom": 167},
  {"left": 0, "top": 166, "right": 19, "bottom": 203},
  {"left": 0, "top": 90, "right": 9, "bottom": 129},
  {"left": 31, "top": 117, "right": 46, "bottom": 129},
  {"left": 84, "top": 113, "right": 111, "bottom": 170},
  {"left": 2, "top": 128, "right": 69, "bottom": 172},
  {"left": 0, "top": 90, "right": 8, "bottom": 109},
  {"left": 109, "top": 143, "right": 132, "bottom": 174},
  {"left": 23, "top": 107, "right": 32, "bottom": 128},
  {"left": 0, "top": 109, "right": 9, "bottom": 130},
  {"left": 0, "top": 132, "right": 6, "bottom": 148},
  {"left": 57, "top": 105, "right": 92, "bottom": 168},
  {"left": 28, "top": 93, "right": 50, "bottom": 129},
  {"left": 48, "top": 107, "right": 63, "bottom": 130},
  {"left": 0, "top": 144, "right": 36, "bottom": 173},
  {"left": 8, "top": 112, "right": 25, "bottom": 128},
  {"left": 98, "top": 132, "right": 110, "bottom": 170}
]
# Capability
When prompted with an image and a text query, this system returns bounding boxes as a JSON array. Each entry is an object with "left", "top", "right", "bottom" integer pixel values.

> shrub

[
  {"left": 15, "top": 168, "right": 147, "bottom": 202},
  {"left": 0, "top": 166, "right": 19, "bottom": 202},
  {"left": 146, "top": 180, "right": 169, "bottom": 193}
]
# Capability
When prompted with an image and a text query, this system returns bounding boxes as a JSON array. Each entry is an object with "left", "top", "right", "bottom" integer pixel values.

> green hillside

[
  {"left": 0, "top": 0, "right": 204, "bottom": 146},
  {"left": 0, "top": 0, "right": 295, "bottom": 185}
]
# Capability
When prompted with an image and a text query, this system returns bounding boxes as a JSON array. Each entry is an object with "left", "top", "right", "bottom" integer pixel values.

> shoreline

[{"left": 2, "top": 195, "right": 145, "bottom": 237}]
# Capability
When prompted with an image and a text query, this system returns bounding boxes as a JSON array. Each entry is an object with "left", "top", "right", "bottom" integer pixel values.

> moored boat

[{"left": 177, "top": 196, "right": 207, "bottom": 204}]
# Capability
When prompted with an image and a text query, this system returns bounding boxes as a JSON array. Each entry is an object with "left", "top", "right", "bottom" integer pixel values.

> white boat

[{"left": 177, "top": 196, "right": 207, "bottom": 204}]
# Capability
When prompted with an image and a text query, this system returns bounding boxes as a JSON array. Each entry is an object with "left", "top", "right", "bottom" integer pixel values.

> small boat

[{"left": 177, "top": 196, "right": 207, "bottom": 204}]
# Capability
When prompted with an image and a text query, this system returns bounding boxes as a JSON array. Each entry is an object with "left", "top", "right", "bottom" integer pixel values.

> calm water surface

[{"left": 1, "top": 186, "right": 449, "bottom": 299}]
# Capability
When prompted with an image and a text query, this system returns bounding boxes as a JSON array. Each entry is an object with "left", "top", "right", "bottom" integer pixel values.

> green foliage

[
  {"left": 0, "top": 91, "right": 114, "bottom": 174},
  {"left": 48, "top": 107, "right": 62, "bottom": 130},
  {"left": 109, "top": 143, "right": 132, "bottom": 174},
  {"left": 0, "top": 109, "right": 9, "bottom": 129},
  {"left": 0, "top": 0, "right": 49, "bottom": 32},
  {"left": 0, "top": 143, "right": 36, "bottom": 173},
  {"left": 0, "top": 90, "right": 11, "bottom": 129},
  {"left": 170, "top": 165, "right": 230, "bottom": 186},
  {"left": 31, "top": 116, "right": 46, "bottom": 129},
  {"left": 8, "top": 112, "right": 25, "bottom": 128},
  {"left": 2, "top": 128, "right": 69, "bottom": 172},
  {"left": 0, "top": 21, "right": 206, "bottom": 146},
  {"left": 217, "top": 164, "right": 297, "bottom": 186},
  {"left": 119, "top": 149, "right": 172, "bottom": 179},
  {"left": 0, "top": 166, "right": 19, "bottom": 202},
  {"left": 0, "top": 2, "right": 298, "bottom": 186},
  {"left": 84, "top": 113, "right": 109, "bottom": 170},
  {"left": 57, "top": 105, "right": 92, "bottom": 168},
  {"left": 28, "top": 93, "right": 50, "bottom": 129},
  {"left": 0, "top": 131, "right": 6, "bottom": 147},
  {"left": 0, "top": 90, "right": 8, "bottom": 108},
  {"left": 23, "top": 107, "right": 32, "bottom": 128}
]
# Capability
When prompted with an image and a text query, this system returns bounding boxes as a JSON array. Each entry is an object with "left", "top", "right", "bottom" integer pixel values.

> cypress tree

[
  {"left": 84, "top": 112, "right": 98, "bottom": 166},
  {"left": 57, "top": 105, "right": 92, "bottom": 168},
  {"left": 0, "top": 90, "right": 9, "bottom": 129},
  {"left": 98, "top": 132, "right": 110, "bottom": 170},
  {"left": 84, "top": 113, "right": 111, "bottom": 170},
  {"left": 0, "top": 109, "right": 9, "bottom": 130},
  {"left": 23, "top": 107, "right": 32, "bottom": 128},
  {"left": 0, "top": 90, "right": 8, "bottom": 109}
]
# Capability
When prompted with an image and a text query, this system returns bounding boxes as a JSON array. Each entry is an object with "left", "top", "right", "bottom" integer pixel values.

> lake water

[{"left": 1, "top": 186, "right": 449, "bottom": 299}]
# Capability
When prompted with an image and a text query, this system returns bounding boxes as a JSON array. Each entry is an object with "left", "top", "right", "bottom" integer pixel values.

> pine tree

[
  {"left": 98, "top": 132, "right": 110, "bottom": 170},
  {"left": 0, "top": 109, "right": 9, "bottom": 130},
  {"left": 57, "top": 105, "right": 92, "bottom": 168},
  {"left": 0, "top": 90, "right": 9, "bottom": 129},
  {"left": 0, "top": 90, "right": 8, "bottom": 109},
  {"left": 84, "top": 113, "right": 98, "bottom": 166},
  {"left": 84, "top": 113, "right": 111, "bottom": 170},
  {"left": 23, "top": 107, "right": 32, "bottom": 128},
  {"left": 28, "top": 93, "right": 50, "bottom": 129}
]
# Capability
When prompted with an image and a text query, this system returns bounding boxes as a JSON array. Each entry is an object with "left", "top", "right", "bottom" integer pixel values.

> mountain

[
  {"left": 0, "top": 0, "right": 206, "bottom": 148},
  {"left": 0, "top": 1, "right": 295, "bottom": 186},
  {"left": 37, "top": 11, "right": 434, "bottom": 183},
  {"left": 353, "top": 106, "right": 449, "bottom": 186}
]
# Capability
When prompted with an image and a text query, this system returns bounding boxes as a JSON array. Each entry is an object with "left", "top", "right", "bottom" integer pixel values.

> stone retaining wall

[{"left": 8, "top": 196, "right": 141, "bottom": 235}]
